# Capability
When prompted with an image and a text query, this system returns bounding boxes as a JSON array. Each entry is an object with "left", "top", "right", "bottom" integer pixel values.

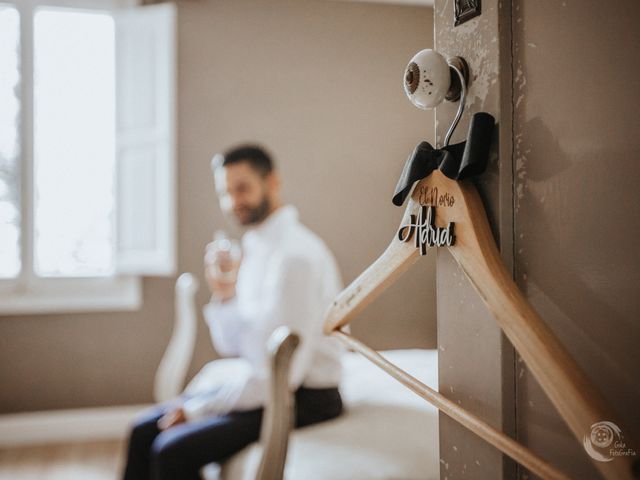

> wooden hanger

[{"left": 323, "top": 169, "right": 636, "bottom": 480}]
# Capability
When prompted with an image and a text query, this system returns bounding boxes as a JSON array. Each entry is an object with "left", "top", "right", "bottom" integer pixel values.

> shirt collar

[{"left": 242, "top": 205, "right": 299, "bottom": 247}]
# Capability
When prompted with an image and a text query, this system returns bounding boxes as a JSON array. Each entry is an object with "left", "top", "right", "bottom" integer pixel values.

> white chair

[
  {"left": 154, "top": 272, "right": 199, "bottom": 403},
  {"left": 154, "top": 274, "right": 299, "bottom": 480},
  {"left": 156, "top": 274, "right": 440, "bottom": 480}
]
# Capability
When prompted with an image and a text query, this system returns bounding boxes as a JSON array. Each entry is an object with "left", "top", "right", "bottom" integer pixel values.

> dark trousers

[{"left": 122, "top": 386, "right": 342, "bottom": 480}]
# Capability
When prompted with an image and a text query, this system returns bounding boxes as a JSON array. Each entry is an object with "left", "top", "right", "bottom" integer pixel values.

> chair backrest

[
  {"left": 156, "top": 275, "right": 299, "bottom": 479},
  {"left": 154, "top": 272, "right": 199, "bottom": 402},
  {"left": 255, "top": 327, "right": 300, "bottom": 480}
]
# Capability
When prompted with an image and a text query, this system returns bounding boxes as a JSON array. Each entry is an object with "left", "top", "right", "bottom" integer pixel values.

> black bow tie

[{"left": 392, "top": 112, "right": 495, "bottom": 207}]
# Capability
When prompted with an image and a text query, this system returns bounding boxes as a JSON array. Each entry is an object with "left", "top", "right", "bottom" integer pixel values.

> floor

[{"left": 0, "top": 440, "right": 125, "bottom": 480}]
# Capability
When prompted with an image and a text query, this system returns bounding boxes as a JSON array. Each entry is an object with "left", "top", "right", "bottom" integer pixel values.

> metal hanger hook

[{"left": 443, "top": 58, "right": 469, "bottom": 148}]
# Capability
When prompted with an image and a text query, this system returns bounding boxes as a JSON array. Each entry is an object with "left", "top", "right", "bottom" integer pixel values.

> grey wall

[
  {"left": 434, "top": 1, "right": 516, "bottom": 479},
  {"left": 435, "top": 0, "right": 640, "bottom": 479},
  {"left": 0, "top": 0, "right": 435, "bottom": 414},
  {"left": 512, "top": 1, "right": 640, "bottom": 478}
]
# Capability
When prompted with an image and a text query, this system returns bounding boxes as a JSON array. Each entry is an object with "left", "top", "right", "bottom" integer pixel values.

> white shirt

[{"left": 182, "top": 205, "right": 344, "bottom": 421}]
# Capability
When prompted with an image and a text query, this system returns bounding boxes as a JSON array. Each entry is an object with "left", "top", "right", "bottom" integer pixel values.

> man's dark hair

[{"left": 219, "top": 145, "right": 274, "bottom": 177}]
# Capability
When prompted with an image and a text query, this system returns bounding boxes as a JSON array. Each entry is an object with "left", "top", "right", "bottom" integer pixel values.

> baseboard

[{"left": 0, "top": 404, "right": 152, "bottom": 448}]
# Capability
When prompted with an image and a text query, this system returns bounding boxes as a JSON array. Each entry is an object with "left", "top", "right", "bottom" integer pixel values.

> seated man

[{"left": 123, "top": 145, "right": 344, "bottom": 480}]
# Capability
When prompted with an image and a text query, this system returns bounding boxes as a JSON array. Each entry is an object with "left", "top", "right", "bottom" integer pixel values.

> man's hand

[
  {"left": 204, "top": 267, "right": 237, "bottom": 302},
  {"left": 157, "top": 407, "right": 187, "bottom": 430},
  {"left": 204, "top": 246, "right": 241, "bottom": 302}
]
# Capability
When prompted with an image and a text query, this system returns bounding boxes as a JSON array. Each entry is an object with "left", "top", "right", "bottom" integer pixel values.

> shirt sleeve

[
  {"left": 183, "top": 255, "right": 320, "bottom": 421},
  {"left": 203, "top": 297, "right": 245, "bottom": 358}
]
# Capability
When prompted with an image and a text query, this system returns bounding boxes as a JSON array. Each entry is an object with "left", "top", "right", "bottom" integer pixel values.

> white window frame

[{"left": 0, "top": 0, "right": 176, "bottom": 315}]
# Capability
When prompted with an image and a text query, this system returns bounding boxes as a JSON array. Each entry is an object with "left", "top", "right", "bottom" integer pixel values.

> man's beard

[{"left": 237, "top": 196, "right": 271, "bottom": 226}]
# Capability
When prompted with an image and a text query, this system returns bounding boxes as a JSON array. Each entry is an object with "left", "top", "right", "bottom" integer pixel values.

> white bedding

[{"left": 219, "top": 349, "right": 440, "bottom": 480}]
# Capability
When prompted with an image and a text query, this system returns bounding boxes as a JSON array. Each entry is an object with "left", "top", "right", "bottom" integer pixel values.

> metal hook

[{"left": 443, "top": 57, "right": 469, "bottom": 147}]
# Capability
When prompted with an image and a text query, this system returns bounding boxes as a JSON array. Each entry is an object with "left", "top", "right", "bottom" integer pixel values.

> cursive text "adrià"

[{"left": 397, "top": 206, "right": 455, "bottom": 255}]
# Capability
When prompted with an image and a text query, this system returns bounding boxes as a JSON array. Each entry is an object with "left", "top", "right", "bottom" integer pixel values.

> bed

[{"left": 219, "top": 348, "right": 439, "bottom": 480}]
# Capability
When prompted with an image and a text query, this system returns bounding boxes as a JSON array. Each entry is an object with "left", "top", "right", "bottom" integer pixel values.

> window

[
  {"left": 0, "top": 1, "right": 176, "bottom": 314},
  {"left": 0, "top": 4, "right": 21, "bottom": 279}
]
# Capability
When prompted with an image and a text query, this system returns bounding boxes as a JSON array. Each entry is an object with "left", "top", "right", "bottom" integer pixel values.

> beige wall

[{"left": 0, "top": 0, "right": 435, "bottom": 413}]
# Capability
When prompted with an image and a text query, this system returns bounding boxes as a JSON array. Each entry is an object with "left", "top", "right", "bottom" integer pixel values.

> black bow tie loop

[{"left": 392, "top": 112, "right": 495, "bottom": 207}]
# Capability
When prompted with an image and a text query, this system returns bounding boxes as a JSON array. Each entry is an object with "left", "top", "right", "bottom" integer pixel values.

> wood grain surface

[{"left": 324, "top": 170, "right": 636, "bottom": 480}]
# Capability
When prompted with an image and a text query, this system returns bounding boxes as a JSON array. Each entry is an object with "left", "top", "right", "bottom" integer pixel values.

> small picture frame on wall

[{"left": 454, "top": 0, "right": 481, "bottom": 26}]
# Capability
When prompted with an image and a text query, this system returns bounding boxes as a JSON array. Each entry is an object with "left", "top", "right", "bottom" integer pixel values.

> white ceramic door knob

[{"left": 403, "top": 49, "right": 451, "bottom": 110}]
